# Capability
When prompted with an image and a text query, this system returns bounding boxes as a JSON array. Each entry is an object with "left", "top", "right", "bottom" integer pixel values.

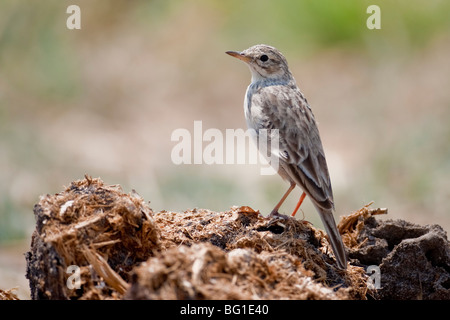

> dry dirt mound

[{"left": 19, "top": 176, "right": 450, "bottom": 300}]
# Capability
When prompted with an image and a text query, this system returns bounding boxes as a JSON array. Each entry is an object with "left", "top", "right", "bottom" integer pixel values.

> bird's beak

[{"left": 226, "top": 50, "right": 252, "bottom": 63}]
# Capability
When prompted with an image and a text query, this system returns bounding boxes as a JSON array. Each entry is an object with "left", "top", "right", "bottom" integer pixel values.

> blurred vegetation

[{"left": 1, "top": 0, "right": 450, "bottom": 242}]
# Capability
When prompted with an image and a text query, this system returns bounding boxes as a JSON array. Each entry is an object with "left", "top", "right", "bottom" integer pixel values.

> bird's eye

[{"left": 260, "top": 55, "right": 269, "bottom": 62}]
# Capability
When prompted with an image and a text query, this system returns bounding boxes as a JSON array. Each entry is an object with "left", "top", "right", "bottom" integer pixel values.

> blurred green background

[{"left": 1, "top": 0, "right": 450, "bottom": 298}]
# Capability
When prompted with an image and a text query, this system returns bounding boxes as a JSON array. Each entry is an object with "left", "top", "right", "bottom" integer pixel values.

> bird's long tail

[{"left": 317, "top": 208, "right": 347, "bottom": 270}]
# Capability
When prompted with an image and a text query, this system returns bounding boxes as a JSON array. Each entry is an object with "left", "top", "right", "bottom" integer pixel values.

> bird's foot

[{"left": 268, "top": 210, "right": 290, "bottom": 220}]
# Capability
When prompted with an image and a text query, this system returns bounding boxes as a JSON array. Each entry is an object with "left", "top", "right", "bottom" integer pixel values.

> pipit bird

[{"left": 226, "top": 44, "right": 347, "bottom": 269}]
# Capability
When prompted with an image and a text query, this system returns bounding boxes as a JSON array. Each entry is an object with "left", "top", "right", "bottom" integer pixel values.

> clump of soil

[{"left": 22, "top": 176, "right": 450, "bottom": 300}]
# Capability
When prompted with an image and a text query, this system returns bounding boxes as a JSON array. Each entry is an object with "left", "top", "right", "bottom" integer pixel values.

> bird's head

[{"left": 226, "top": 44, "right": 292, "bottom": 82}]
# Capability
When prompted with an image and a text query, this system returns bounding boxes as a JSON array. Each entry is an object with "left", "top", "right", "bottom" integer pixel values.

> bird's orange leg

[
  {"left": 269, "top": 183, "right": 295, "bottom": 217},
  {"left": 291, "top": 192, "right": 306, "bottom": 217}
]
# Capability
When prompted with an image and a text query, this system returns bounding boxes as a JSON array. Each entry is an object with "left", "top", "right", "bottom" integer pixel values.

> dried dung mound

[
  {"left": 127, "top": 208, "right": 367, "bottom": 300},
  {"left": 0, "top": 288, "right": 19, "bottom": 300},
  {"left": 342, "top": 205, "right": 450, "bottom": 299},
  {"left": 24, "top": 177, "right": 450, "bottom": 300},
  {"left": 26, "top": 176, "right": 160, "bottom": 299},
  {"left": 125, "top": 243, "right": 348, "bottom": 300}
]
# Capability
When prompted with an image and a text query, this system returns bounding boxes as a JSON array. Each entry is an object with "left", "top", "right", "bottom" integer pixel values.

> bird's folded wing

[{"left": 253, "top": 85, "right": 334, "bottom": 211}]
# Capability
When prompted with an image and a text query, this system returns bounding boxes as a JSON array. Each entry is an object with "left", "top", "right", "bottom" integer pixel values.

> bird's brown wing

[{"left": 252, "top": 84, "right": 334, "bottom": 211}]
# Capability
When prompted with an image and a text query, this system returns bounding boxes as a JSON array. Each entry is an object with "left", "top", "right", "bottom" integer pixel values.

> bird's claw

[{"left": 268, "top": 211, "right": 290, "bottom": 220}]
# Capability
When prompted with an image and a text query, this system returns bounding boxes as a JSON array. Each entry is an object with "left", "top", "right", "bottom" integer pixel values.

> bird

[{"left": 226, "top": 44, "right": 347, "bottom": 269}]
